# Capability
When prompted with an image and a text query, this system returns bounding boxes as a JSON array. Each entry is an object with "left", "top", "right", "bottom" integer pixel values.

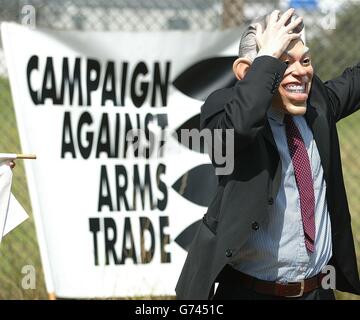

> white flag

[{"left": 0, "top": 161, "right": 28, "bottom": 243}]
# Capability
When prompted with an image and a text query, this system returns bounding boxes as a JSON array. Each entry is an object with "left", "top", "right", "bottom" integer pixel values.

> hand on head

[
  {"left": 233, "top": 9, "right": 312, "bottom": 116},
  {"left": 255, "top": 8, "right": 303, "bottom": 59}
]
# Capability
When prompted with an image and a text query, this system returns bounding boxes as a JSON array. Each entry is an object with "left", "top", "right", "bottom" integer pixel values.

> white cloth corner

[{"left": 0, "top": 161, "right": 28, "bottom": 243}]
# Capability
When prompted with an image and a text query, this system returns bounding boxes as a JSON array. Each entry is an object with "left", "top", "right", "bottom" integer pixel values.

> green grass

[
  {"left": 0, "top": 75, "right": 359, "bottom": 299},
  {"left": 335, "top": 112, "right": 360, "bottom": 300}
]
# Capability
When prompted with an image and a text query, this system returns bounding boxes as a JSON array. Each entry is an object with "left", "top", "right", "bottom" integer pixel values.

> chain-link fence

[{"left": 0, "top": 0, "right": 359, "bottom": 299}]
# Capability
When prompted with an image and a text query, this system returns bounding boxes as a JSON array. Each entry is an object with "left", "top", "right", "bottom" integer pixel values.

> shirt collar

[{"left": 267, "top": 107, "right": 285, "bottom": 125}]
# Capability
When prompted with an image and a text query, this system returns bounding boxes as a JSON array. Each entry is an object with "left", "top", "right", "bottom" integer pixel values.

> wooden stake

[
  {"left": 48, "top": 292, "right": 56, "bottom": 300},
  {"left": 0, "top": 153, "right": 36, "bottom": 160}
]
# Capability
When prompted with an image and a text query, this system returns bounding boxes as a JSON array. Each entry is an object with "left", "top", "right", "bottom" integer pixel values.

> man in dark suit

[{"left": 175, "top": 8, "right": 360, "bottom": 300}]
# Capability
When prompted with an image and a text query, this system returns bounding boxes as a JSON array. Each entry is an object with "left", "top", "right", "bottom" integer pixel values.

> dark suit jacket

[{"left": 175, "top": 55, "right": 360, "bottom": 299}]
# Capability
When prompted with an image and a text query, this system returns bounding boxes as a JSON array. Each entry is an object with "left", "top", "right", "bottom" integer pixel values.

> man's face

[{"left": 272, "top": 39, "right": 313, "bottom": 115}]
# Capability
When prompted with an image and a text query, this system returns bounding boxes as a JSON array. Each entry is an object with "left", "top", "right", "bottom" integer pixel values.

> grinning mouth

[{"left": 284, "top": 83, "right": 307, "bottom": 94}]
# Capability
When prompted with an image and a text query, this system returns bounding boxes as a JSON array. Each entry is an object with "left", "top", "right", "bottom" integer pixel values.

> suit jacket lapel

[
  {"left": 263, "top": 118, "right": 277, "bottom": 150},
  {"left": 263, "top": 119, "right": 282, "bottom": 197}
]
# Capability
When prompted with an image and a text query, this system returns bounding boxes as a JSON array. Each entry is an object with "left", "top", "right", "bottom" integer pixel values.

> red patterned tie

[{"left": 284, "top": 114, "right": 315, "bottom": 253}]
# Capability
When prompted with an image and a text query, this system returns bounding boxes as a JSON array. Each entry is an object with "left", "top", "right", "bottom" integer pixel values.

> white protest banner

[
  {"left": 0, "top": 162, "right": 28, "bottom": 243},
  {"left": 1, "top": 22, "right": 240, "bottom": 297}
]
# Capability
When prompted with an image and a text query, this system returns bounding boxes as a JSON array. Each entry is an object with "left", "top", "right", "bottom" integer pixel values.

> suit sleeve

[
  {"left": 200, "top": 56, "right": 287, "bottom": 156},
  {"left": 324, "top": 63, "right": 360, "bottom": 122}
]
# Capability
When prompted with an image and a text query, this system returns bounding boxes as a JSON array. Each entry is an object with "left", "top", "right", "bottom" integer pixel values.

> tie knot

[{"left": 284, "top": 114, "right": 294, "bottom": 126}]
